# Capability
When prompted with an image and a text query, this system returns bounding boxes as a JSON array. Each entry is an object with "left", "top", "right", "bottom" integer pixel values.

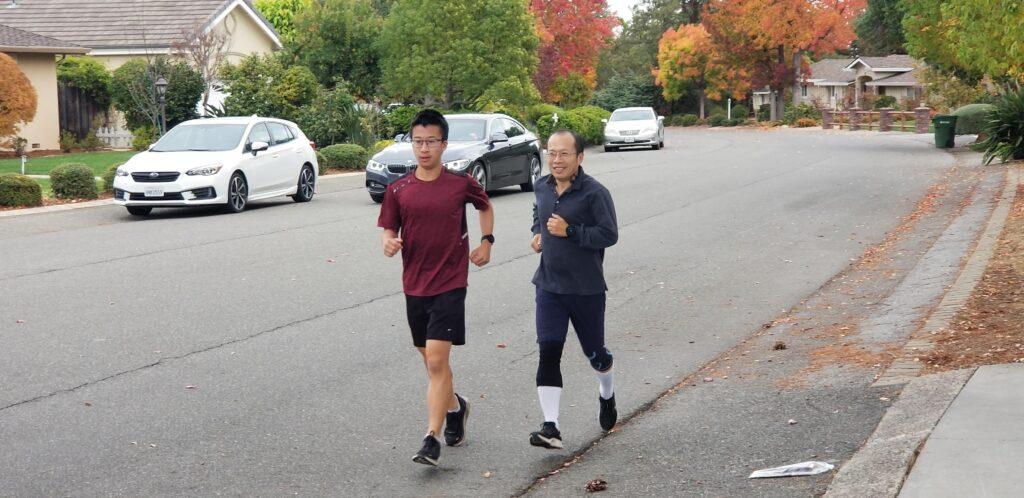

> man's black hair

[
  {"left": 409, "top": 109, "right": 449, "bottom": 141},
  {"left": 550, "top": 129, "right": 584, "bottom": 154}
]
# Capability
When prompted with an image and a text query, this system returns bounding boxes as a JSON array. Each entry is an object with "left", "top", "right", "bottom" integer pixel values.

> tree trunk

[
  {"left": 792, "top": 49, "right": 803, "bottom": 107},
  {"left": 699, "top": 90, "right": 706, "bottom": 120},
  {"left": 769, "top": 89, "right": 778, "bottom": 121}
]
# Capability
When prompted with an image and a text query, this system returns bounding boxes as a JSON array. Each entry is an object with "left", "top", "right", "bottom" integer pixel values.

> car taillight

[{"left": 309, "top": 140, "right": 316, "bottom": 150}]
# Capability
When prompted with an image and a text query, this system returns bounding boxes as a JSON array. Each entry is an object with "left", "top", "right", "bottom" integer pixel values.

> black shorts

[{"left": 405, "top": 287, "right": 467, "bottom": 347}]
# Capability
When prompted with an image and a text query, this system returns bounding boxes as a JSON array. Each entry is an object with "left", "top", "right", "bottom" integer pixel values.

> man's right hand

[
  {"left": 531, "top": 233, "right": 542, "bottom": 253},
  {"left": 383, "top": 236, "right": 403, "bottom": 257}
]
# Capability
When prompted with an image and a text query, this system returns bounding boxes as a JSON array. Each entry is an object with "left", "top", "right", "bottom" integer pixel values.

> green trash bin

[{"left": 933, "top": 115, "right": 958, "bottom": 148}]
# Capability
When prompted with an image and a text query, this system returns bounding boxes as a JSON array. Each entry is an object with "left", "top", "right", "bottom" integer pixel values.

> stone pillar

[
  {"left": 849, "top": 108, "right": 861, "bottom": 131},
  {"left": 915, "top": 107, "right": 931, "bottom": 134},
  {"left": 822, "top": 108, "right": 834, "bottom": 129},
  {"left": 879, "top": 108, "right": 893, "bottom": 132}
]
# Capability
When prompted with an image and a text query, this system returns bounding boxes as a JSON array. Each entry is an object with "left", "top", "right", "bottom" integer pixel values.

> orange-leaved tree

[
  {"left": 653, "top": 23, "right": 750, "bottom": 119},
  {"left": 702, "top": 0, "right": 864, "bottom": 120},
  {"left": 530, "top": 0, "right": 619, "bottom": 102},
  {"left": 0, "top": 52, "right": 38, "bottom": 140}
]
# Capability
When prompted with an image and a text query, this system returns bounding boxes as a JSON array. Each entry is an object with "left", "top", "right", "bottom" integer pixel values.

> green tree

[
  {"left": 854, "top": 0, "right": 907, "bottom": 55},
  {"left": 551, "top": 72, "right": 593, "bottom": 109},
  {"left": 591, "top": 74, "right": 656, "bottom": 111},
  {"left": 110, "top": 57, "right": 203, "bottom": 131},
  {"left": 57, "top": 56, "right": 112, "bottom": 108},
  {"left": 219, "top": 54, "right": 320, "bottom": 121},
  {"left": 288, "top": 0, "right": 384, "bottom": 99},
  {"left": 297, "top": 84, "right": 361, "bottom": 147},
  {"left": 378, "top": 0, "right": 539, "bottom": 108},
  {"left": 254, "top": 0, "right": 312, "bottom": 43}
]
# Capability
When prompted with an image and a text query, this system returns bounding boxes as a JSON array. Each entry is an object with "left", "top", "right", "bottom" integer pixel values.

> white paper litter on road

[{"left": 749, "top": 461, "right": 834, "bottom": 478}]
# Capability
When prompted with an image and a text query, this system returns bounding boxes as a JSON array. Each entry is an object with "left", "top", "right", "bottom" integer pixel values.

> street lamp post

[{"left": 154, "top": 76, "right": 168, "bottom": 135}]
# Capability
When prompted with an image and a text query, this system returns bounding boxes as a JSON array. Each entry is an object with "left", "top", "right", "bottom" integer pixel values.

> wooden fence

[{"left": 822, "top": 107, "right": 932, "bottom": 133}]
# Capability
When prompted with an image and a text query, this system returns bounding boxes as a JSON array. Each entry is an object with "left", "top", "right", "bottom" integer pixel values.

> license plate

[
  {"left": 123, "top": 192, "right": 130, "bottom": 201},
  {"left": 143, "top": 187, "right": 164, "bottom": 198},
  {"left": 625, "top": 137, "right": 635, "bottom": 143}
]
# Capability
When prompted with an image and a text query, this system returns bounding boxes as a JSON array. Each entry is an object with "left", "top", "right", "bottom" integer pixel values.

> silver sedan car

[{"left": 602, "top": 107, "right": 665, "bottom": 152}]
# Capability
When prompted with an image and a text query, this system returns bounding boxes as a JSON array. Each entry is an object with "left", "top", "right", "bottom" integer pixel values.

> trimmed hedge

[
  {"left": 384, "top": 106, "right": 422, "bottom": 139},
  {"left": 316, "top": 151, "right": 327, "bottom": 175},
  {"left": 952, "top": 103, "right": 995, "bottom": 135},
  {"left": 707, "top": 115, "right": 728, "bottom": 127},
  {"left": 0, "top": 173, "right": 43, "bottom": 207},
  {"left": 731, "top": 105, "right": 750, "bottom": 119},
  {"left": 526, "top": 104, "right": 563, "bottom": 124},
  {"left": 783, "top": 104, "right": 822, "bottom": 125},
  {"left": 50, "top": 163, "right": 98, "bottom": 199},
  {"left": 874, "top": 95, "right": 897, "bottom": 109},
  {"left": 320, "top": 144, "right": 368, "bottom": 170},
  {"left": 101, "top": 163, "right": 121, "bottom": 192},
  {"left": 756, "top": 103, "right": 771, "bottom": 122},
  {"left": 371, "top": 139, "right": 395, "bottom": 156},
  {"left": 536, "top": 105, "right": 611, "bottom": 146}
]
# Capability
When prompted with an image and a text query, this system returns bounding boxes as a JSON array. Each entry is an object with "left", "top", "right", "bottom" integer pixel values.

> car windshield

[
  {"left": 610, "top": 110, "right": 655, "bottom": 122},
  {"left": 150, "top": 124, "right": 247, "bottom": 152},
  {"left": 447, "top": 119, "right": 488, "bottom": 142}
]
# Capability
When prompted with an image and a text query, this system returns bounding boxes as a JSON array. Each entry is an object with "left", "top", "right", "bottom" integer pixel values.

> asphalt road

[{"left": 0, "top": 128, "right": 954, "bottom": 496}]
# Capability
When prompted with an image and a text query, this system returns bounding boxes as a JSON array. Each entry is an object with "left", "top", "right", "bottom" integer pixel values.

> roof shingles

[{"left": 0, "top": 22, "right": 86, "bottom": 52}]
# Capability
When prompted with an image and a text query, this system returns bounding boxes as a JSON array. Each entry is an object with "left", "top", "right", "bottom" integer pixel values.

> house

[
  {"left": 798, "top": 55, "right": 923, "bottom": 109},
  {"left": 0, "top": 0, "right": 282, "bottom": 147},
  {"left": 1, "top": 23, "right": 87, "bottom": 151}
]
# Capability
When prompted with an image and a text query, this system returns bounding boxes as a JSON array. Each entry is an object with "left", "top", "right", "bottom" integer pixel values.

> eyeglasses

[
  {"left": 412, "top": 139, "right": 445, "bottom": 149},
  {"left": 545, "top": 151, "right": 577, "bottom": 160}
]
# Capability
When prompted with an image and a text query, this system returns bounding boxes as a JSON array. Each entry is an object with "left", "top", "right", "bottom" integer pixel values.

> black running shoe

[
  {"left": 529, "top": 422, "right": 563, "bottom": 449},
  {"left": 412, "top": 434, "right": 440, "bottom": 466},
  {"left": 599, "top": 394, "right": 617, "bottom": 431},
  {"left": 444, "top": 394, "right": 470, "bottom": 447}
]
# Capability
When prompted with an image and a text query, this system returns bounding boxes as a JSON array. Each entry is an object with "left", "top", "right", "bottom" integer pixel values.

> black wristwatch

[
  {"left": 566, "top": 225, "right": 578, "bottom": 238},
  {"left": 481, "top": 234, "right": 495, "bottom": 244}
]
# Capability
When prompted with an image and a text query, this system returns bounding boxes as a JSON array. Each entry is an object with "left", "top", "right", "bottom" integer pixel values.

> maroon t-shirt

[{"left": 377, "top": 169, "right": 490, "bottom": 297}]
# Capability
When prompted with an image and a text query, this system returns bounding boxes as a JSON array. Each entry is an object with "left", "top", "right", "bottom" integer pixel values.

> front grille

[
  {"left": 620, "top": 130, "right": 639, "bottom": 136},
  {"left": 387, "top": 164, "right": 415, "bottom": 175},
  {"left": 115, "top": 188, "right": 184, "bottom": 201},
  {"left": 132, "top": 172, "right": 180, "bottom": 183}
]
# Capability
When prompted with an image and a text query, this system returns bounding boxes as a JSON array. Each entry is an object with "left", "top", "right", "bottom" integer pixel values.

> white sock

[
  {"left": 537, "top": 386, "right": 562, "bottom": 428},
  {"left": 447, "top": 393, "right": 461, "bottom": 413},
  {"left": 597, "top": 369, "right": 614, "bottom": 400}
]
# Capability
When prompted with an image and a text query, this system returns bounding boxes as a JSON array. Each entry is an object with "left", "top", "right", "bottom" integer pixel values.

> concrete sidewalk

[{"left": 899, "top": 364, "right": 1024, "bottom": 497}]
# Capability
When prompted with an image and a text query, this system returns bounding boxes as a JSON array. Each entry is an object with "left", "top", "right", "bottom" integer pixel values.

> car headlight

[
  {"left": 444, "top": 159, "right": 471, "bottom": 171},
  {"left": 186, "top": 164, "right": 223, "bottom": 176},
  {"left": 115, "top": 166, "right": 129, "bottom": 177},
  {"left": 366, "top": 160, "right": 386, "bottom": 173},
  {"left": 642, "top": 127, "right": 657, "bottom": 134}
]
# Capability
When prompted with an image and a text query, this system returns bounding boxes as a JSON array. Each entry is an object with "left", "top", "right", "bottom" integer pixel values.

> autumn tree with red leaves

[
  {"left": 654, "top": 23, "right": 750, "bottom": 118},
  {"left": 530, "top": 0, "right": 618, "bottom": 103},
  {"left": 0, "top": 53, "right": 38, "bottom": 141}
]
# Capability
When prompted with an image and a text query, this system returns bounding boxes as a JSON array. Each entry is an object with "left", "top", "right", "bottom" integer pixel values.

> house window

[
  {"left": 827, "top": 87, "right": 835, "bottom": 98},
  {"left": 801, "top": 85, "right": 808, "bottom": 97},
  {"left": 878, "top": 87, "right": 886, "bottom": 96}
]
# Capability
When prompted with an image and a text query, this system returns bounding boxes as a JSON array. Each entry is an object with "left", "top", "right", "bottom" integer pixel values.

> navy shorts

[
  {"left": 535, "top": 287, "right": 606, "bottom": 355},
  {"left": 406, "top": 288, "right": 467, "bottom": 347}
]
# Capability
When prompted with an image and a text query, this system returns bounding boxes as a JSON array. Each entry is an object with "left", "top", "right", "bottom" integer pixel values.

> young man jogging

[
  {"left": 528, "top": 129, "right": 619, "bottom": 449},
  {"left": 378, "top": 109, "right": 494, "bottom": 466}
]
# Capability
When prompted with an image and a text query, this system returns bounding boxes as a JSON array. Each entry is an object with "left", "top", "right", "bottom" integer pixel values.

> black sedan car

[{"left": 365, "top": 113, "right": 543, "bottom": 203}]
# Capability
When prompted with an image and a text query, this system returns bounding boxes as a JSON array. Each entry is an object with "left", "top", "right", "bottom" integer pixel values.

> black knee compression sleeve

[
  {"left": 536, "top": 341, "right": 565, "bottom": 387},
  {"left": 587, "top": 346, "right": 613, "bottom": 372}
]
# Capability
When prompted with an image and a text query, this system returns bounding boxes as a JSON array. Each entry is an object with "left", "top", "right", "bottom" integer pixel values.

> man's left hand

[
  {"left": 470, "top": 243, "right": 491, "bottom": 267},
  {"left": 547, "top": 214, "right": 569, "bottom": 237}
]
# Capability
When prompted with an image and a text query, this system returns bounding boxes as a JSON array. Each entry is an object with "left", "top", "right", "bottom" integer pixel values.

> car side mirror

[
  {"left": 489, "top": 132, "right": 509, "bottom": 144},
  {"left": 658, "top": 115, "right": 665, "bottom": 121},
  {"left": 601, "top": 118, "right": 608, "bottom": 123},
  {"left": 394, "top": 133, "right": 406, "bottom": 141},
  {"left": 249, "top": 141, "right": 269, "bottom": 155}
]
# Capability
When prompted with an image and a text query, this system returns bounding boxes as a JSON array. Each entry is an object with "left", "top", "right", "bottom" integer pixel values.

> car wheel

[
  {"left": 520, "top": 155, "right": 541, "bottom": 192},
  {"left": 370, "top": 192, "right": 384, "bottom": 204},
  {"left": 471, "top": 162, "right": 488, "bottom": 192},
  {"left": 291, "top": 165, "right": 315, "bottom": 203},
  {"left": 126, "top": 206, "right": 152, "bottom": 216},
  {"left": 653, "top": 141, "right": 661, "bottom": 150},
  {"left": 604, "top": 145, "right": 616, "bottom": 152},
  {"left": 225, "top": 172, "right": 248, "bottom": 213}
]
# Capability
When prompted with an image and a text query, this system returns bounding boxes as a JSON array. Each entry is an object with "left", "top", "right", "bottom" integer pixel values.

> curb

[{"left": 0, "top": 172, "right": 364, "bottom": 219}]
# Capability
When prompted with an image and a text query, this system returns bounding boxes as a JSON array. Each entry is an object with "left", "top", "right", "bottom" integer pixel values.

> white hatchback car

[
  {"left": 602, "top": 107, "right": 665, "bottom": 152},
  {"left": 113, "top": 116, "right": 318, "bottom": 216}
]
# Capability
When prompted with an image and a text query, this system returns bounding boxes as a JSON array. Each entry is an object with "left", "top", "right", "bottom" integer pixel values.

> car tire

[
  {"left": 370, "top": 192, "right": 384, "bottom": 204},
  {"left": 520, "top": 155, "right": 541, "bottom": 192},
  {"left": 225, "top": 172, "right": 248, "bottom": 213},
  {"left": 653, "top": 141, "right": 661, "bottom": 150},
  {"left": 471, "top": 162, "right": 488, "bottom": 192},
  {"left": 126, "top": 206, "right": 152, "bottom": 216},
  {"left": 604, "top": 146, "right": 616, "bottom": 152},
  {"left": 291, "top": 164, "right": 315, "bottom": 203}
]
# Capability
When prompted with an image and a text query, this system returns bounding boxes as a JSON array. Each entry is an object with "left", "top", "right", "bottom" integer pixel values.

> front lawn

[{"left": 0, "top": 151, "right": 136, "bottom": 176}]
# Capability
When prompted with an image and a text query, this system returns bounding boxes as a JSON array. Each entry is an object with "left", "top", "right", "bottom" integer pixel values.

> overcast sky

[{"left": 607, "top": 0, "right": 641, "bottom": 21}]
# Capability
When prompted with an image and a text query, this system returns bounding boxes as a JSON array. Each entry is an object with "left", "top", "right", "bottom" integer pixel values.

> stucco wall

[
  {"left": 6, "top": 52, "right": 60, "bottom": 151},
  {"left": 215, "top": 4, "right": 277, "bottom": 64}
]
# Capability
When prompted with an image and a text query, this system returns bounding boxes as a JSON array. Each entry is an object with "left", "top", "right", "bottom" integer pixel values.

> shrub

[
  {"left": 722, "top": 118, "right": 738, "bottom": 127},
  {"left": 551, "top": 72, "right": 592, "bottom": 109},
  {"left": 0, "top": 53, "right": 37, "bottom": 139},
  {"left": 707, "top": 103, "right": 726, "bottom": 118},
  {"left": 57, "top": 56, "right": 112, "bottom": 108},
  {"left": 132, "top": 126, "right": 157, "bottom": 151},
  {"left": 50, "top": 163, "right": 98, "bottom": 199},
  {"left": 977, "top": 89, "right": 1024, "bottom": 164},
  {"left": 383, "top": 105, "right": 422, "bottom": 139},
  {"left": 297, "top": 85, "right": 358, "bottom": 148},
  {"left": 101, "top": 164, "right": 120, "bottom": 192},
  {"left": 0, "top": 173, "right": 43, "bottom": 207},
  {"left": 707, "top": 115, "right": 727, "bottom": 127},
  {"left": 783, "top": 103, "right": 822, "bottom": 124},
  {"left": 794, "top": 117, "right": 819, "bottom": 128},
  {"left": 320, "top": 143, "right": 368, "bottom": 170},
  {"left": 80, "top": 129, "right": 103, "bottom": 151},
  {"left": 60, "top": 131, "right": 77, "bottom": 153},
  {"left": 536, "top": 105, "right": 609, "bottom": 145},
  {"left": 111, "top": 57, "right": 202, "bottom": 130},
  {"left": 756, "top": 103, "right": 771, "bottom": 121},
  {"left": 526, "top": 104, "right": 562, "bottom": 124},
  {"left": 315, "top": 151, "right": 328, "bottom": 175},
  {"left": 371, "top": 139, "right": 394, "bottom": 156},
  {"left": 590, "top": 74, "right": 655, "bottom": 111},
  {"left": 680, "top": 114, "right": 699, "bottom": 126},
  {"left": 731, "top": 104, "right": 750, "bottom": 119},
  {"left": 874, "top": 95, "right": 897, "bottom": 109},
  {"left": 4, "top": 136, "right": 28, "bottom": 156},
  {"left": 952, "top": 103, "right": 995, "bottom": 135}
]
